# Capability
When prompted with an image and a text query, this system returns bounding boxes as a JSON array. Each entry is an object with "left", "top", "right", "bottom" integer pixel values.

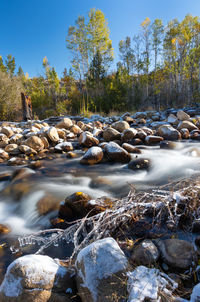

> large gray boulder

[{"left": 76, "top": 237, "right": 129, "bottom": 302}]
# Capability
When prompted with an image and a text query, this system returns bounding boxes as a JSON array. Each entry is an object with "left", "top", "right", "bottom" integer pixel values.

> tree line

[{"left": 1, "top": 10, "right": 200, "bottom": 120}]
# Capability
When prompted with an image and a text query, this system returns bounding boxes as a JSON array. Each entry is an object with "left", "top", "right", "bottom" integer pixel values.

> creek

[{"left": 0, "top": 140, "right": 200, "bottom": 282}]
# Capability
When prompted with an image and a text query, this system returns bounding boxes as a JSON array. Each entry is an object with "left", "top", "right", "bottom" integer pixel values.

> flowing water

[{"left": 0, "top": 140, "right": 200, "bottom": 281}]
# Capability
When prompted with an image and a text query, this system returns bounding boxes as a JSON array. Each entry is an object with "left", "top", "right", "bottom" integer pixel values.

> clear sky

[{"left": 1, "top": 0, "right": 200, "bottom": 78}]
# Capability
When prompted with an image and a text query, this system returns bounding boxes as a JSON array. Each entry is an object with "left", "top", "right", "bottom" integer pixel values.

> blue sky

[{"left": 1, "top": 0, "right": 200, "bottom": 77}]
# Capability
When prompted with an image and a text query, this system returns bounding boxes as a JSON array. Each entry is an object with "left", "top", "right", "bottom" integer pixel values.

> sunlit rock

[
  {"left": 105, "top": 141, "right": 131, "bottom": 163},
  {"left": 0, "top": 254, "right": 76, "bottom": 302},
  {"left": 103, "top": 127, "right": 121, "bottom": 142},
  {"left": 80, "top": 146, "right": 103, "bottom": 165},
  {"left": 24, "top": 135, "right": 44, "bottom": 152}
]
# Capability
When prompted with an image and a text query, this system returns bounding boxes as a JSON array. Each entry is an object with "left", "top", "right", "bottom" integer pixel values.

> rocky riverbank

[{"left": 0, "top": 107, "right": 200, "bottom": 301}]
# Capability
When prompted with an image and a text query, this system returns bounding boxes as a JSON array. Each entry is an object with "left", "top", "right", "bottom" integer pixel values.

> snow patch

[
  {"left": 85, "top": 146, "right": 102, "bottom": 157},
  {"left": 127, "top": 266, "right": 177, "bottom": 302}
]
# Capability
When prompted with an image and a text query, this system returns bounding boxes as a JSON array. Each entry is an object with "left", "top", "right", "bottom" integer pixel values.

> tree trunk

[{"left": 21, "top": 93, "right": 32, "bottom": 121}]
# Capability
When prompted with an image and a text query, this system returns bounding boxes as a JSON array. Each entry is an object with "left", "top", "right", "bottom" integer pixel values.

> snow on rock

[
  {"left": 76, "top": 237, "right": 129, "bottom": 302},
  {"left": 105, "top": 141, "right": 131, "bottom": 163},
  {"left": 0, "top": 254, "right": 76, "bottom": 302},
  {"left": 127, "top": 266, "right": 178, "bottom": 302},
  {"left": 54, "top": 142, "right": 73, "bottom": 152},
  {"left": 80, "top": 146, "right": 103, "bottom": 164},
  {"left": 190, "top": 283, "right": 200, "bottom": 302}
]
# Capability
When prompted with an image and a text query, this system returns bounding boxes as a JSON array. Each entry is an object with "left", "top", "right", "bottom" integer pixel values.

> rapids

[{"left": 0, "top": 140, "right": 199, "bottom": 235}]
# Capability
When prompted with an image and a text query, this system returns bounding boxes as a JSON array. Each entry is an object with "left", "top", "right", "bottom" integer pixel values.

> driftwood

[{"left": 21, "top": 92, "right": 32, "bottom": 121}]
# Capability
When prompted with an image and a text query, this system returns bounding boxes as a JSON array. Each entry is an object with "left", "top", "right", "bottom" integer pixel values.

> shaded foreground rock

[
  {"left": 0, "top": 254, "right": 77, "bottom": 302},
  {"left": 76, "top": 237, "right": 129, "bottom": 302},
  {"left": 130, "top": 240, "right": 159, "bottom": 266},
  {"left": 156, "top": 239, "right": 196, "bottom": 269}
]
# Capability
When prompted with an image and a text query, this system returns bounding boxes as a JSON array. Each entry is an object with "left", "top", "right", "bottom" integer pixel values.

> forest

[{"left": 1, "top": 9, "right": 200, "bottom": 120}]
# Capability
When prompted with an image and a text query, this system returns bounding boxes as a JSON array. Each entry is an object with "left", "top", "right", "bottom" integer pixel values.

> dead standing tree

[{"left": 21, "top": 92, "right": 33, "bottom": 121}]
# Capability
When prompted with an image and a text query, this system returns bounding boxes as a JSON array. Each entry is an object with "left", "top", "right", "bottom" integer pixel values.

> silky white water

[{"left": 0, "top": 141, "right": 199, "bottom": 235}]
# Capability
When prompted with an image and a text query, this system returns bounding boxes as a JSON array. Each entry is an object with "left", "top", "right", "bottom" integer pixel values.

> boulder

[
  {"left": 5, "top": 144, "right": 19, "bottom": 155},
  {"left": 180, "top": 128, "right": 190, "bottom": 139},
  {"left": 167, "top": 113, "right": 178, "bottom": 124},
  {"left": 56, "top": 117, "right": 73, "bottom": 129},
  {"left": 0, "top": 134, "right": 9, "bottom": 148},
  {"left": 24, "top": 136, "right": 44, "bottom": 152},
  {"left": 157, "top": 125, "right": 181, "bottom": 140},
  {"left": 130, "top": 240, "right": 159, "bottom": 266},
  {"left": 78, "top": 132, "right": 99, "bottom": 147},
  {"left": 122, "top": 128, "right": 137, "bottom": 143},
  {"left": 136, "top": 129, "right": 147, "bottom": 140},
  {"left": 142, "top": 127, "right": 154, "bottom": 135},
  {"left": 156, "top": 239, "right": 196, "bottom": 269},
  {"left": 129, "top": 138, "right": 143, "bottom": 145},
  {"left": 33, "top": 123, "right": 43, "bottom": 130},
  {"left": 122, "top": 143, "right": 142, "bottom": 154},
  {"left": 0, "top": 149, "right": 9, "bottom": 160},
  {"left": 177, "top": 121, "right": 198, "bottom": 132},
  {"left": 41, "top": 137, "right": 49, "bottom": 149},
  {"left": 9, "top": 134, "right": 23, "bottom": 145},
  {"left": 47, "top": 127, "right": 59, "bottom": 142},
  {"left": 145, "top": 135, "right": 163, "bottom": 145},
  {"left": 0, "top": 224, "right": 11, "bottom": 234},
  {"left": 0, "top": 254, "right": 76, "bottom": 302},
  {"left": 177, "top": 110, "right": 190, "bottom": 121},
  {"left": 103, "top": 127, "right": 121, "bottom": 142},
  {"left": 70, "top": 125, "right": 82, "bottom": 135},
  {"left": 123, "top": 116, "right": 135, "bottom": 123},
  {"left": 76, "top": 237, "right": 129, "bottom": 302},
  {"left": 54, "top": 142, "right": 73, "bottom": 152},
  {"left": 80, "top": 146, "right": 103, "bottom": 165},
  {"left": 19, "top": 145, "right": 37, "bottom": 155},
  {"left": 134, "top": 112, "right": 147, "bottom": 119},
  {"left": 57, "top": 128, "right": 66, "bottom": 139},
  {"left": 112, "top": 121, "right": 130, "bottom": 132},
  {"left": 77, "top": 121, "right": 85, "bottom": 129},
  {"left": 105, "top": 142, "right": 131, "bottom": 163},
  {"left": 160, "top": 141, "right": 177, "bottom": 149},
  {"left": 59, "top": 192, "right": 91, "bottom": 220},
  {"left": 59, "top": 192, "right": 107, "bottom": 220},
  {"left": 128, "top": 158, "right": 151, "bottom": 171},
  {"left": 1, "top": 127, "right": 14, "bottom": 138},
  {"left": 7, "top": 157, "right": 27, "bottom": 166},
  {"left": 138, "top": 118, "right": 146, "bottom": 124}
]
